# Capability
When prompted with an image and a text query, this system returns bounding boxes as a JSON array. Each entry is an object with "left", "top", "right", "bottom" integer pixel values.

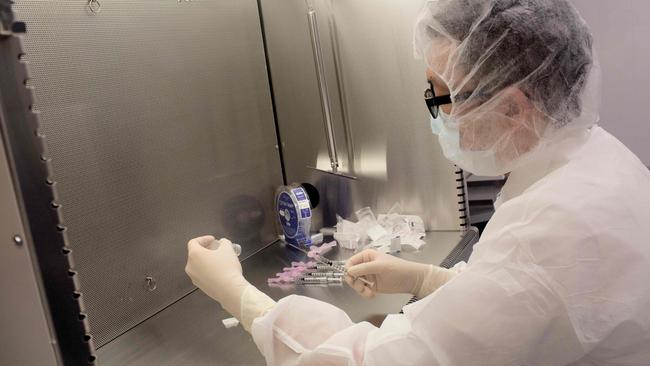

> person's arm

[
  {"left": 344, "top": 250, "right": 460, "bottom": 299},
  {"left": 185, "top": 235, "right": 586, "bottom": 365},
  {"left": 248, "top": 249, "right": 585, "bottom": 366},
  {"left": 185, "top": 236, "right": 277, "bottom": 331},
  {"left": 249, "top": 294, "right": 434, "bottom": 365}
]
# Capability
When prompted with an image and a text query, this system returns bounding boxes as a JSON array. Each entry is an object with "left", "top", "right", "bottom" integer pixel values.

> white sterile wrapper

[
  {"left": 222, "top": 317, "right": 240, "bottom": 329},
  {"left": 367, "top": 224, "right": 389, "bottom": 242}
]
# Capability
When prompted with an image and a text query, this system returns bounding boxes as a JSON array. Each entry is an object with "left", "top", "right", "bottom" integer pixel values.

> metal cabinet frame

[{"left": 0, "top": 6, "right": 96, "bottom": 364}]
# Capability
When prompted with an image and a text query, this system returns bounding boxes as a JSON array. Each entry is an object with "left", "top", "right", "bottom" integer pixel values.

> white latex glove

[
  {"left": 185, "top": 236, "right": 250, "bottom": 320},
  {"left": 345, "top": 249, "right": 457, "bottom": 299},
  {"left": 185, "top": 236, "right": 276, "bottom": 331}
]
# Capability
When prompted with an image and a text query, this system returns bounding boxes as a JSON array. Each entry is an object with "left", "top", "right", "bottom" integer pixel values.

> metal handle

[
  {"left": 307, "top": 10, "right": 339, "bottom": 173},
  {"left": 328, "top": 13, "right": 355, "bottom": 173}
]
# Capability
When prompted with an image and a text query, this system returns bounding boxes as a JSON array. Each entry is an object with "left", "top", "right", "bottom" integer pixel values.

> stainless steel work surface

[
  {"left": 97, "top": 231, "right": 463, "bottom": 366},
  {"left": 12, "top": 0, "right": 283, "bottom": 347}
]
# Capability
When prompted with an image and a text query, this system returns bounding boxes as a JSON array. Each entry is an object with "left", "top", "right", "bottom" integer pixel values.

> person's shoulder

[
  {"left": 527, "top": 127, "right": 650, "bottom": 212},
  {"left": 480, "top": 126, "right": 650, "bottom": 251},
  {"left": 570, "top": 126, "right": 649, "bottom": 181}
]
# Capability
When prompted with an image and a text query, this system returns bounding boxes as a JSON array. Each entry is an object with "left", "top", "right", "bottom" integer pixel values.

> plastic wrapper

[{"left": 335, "top": 205, "right": 427, "bottom": 253}]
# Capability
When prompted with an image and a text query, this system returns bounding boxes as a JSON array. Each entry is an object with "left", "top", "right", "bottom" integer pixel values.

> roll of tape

[{"left": 276, "top": 185, "right": 312, "bottom": 246}]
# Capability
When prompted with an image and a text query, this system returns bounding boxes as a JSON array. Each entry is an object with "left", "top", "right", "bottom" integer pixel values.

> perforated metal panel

[{"left": 13, "top": 0, "right": 282, "bottom": 346}]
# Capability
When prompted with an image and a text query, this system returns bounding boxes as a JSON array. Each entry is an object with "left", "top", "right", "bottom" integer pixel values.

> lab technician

[{"left": 186, "top": 0, "right": 650, "bottom": 364}]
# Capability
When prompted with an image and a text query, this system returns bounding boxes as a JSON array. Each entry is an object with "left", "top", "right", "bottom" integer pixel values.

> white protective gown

[{"left": 250, "top": 127, "right": 650, "bottom": 365}]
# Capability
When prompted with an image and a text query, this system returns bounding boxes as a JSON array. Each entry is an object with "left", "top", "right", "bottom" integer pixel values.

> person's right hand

[
  {"left": 345, "top": 250, "right": 432, "bottom": 299},
  {"left": 185, "top": 236, "right": 250, "bottom": 319}
]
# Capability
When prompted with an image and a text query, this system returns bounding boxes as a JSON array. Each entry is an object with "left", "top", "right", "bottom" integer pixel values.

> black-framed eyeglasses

[{"left": 424, "top": 81, "right": 452, "bottom": 118}]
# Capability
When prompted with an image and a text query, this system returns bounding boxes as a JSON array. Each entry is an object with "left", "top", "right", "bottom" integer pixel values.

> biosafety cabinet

[{"left": 0, "top": 1, "right": 471, "bottom": 364}]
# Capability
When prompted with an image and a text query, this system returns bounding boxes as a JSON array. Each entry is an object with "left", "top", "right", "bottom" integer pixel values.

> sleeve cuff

[
  {"left": 240, "top": 285, "right": 277, "bottom": 332},
  {"left": 416, "top": 265, "right": 458, "bottom": 299}
]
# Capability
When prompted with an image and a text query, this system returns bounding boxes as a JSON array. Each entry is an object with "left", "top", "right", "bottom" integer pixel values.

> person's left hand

[{"left": 185, "top": 235, "right": 250, "bottom": 319}]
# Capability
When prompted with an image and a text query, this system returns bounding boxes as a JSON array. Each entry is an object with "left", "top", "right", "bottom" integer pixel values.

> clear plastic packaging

[
  {"left": 333, "top": 204, "right": 427, "bottom": 253},
  {"left": 334, "top": 232, "right": 360, "bottom": 250}
]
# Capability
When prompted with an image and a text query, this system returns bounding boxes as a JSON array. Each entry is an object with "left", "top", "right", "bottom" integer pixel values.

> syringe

[
  {"left": 308, "top": 271, "right": 345, "bottom": 277},
  {"left": 285, "top": 242, "right": 375, "bottom": 288},
  {"left": 298, "top": 276, "right": 342, "bottom": 284}
]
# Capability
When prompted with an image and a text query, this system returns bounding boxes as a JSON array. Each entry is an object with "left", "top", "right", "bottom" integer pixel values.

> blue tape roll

[{"left": 277, "top": 186, "right": 312, "bottom": 246}]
